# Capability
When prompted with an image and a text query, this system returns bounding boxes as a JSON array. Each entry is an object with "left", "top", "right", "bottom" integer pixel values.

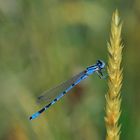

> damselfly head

[
  {"left": 95, "top": 60, "right": 106, "bottom": 79},
  {"left": 96, "top": 60, "right": 105, "bottom": 69}
]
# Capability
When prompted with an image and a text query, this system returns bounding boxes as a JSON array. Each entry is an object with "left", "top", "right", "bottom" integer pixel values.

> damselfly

[{"left": 29, "top": 60, "right": 105, "bottom": 120}]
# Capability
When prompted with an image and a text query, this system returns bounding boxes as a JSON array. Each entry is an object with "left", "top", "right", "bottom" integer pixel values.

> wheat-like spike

[{"left": 105, "top": 9, "right": 123, "bottom": 140}]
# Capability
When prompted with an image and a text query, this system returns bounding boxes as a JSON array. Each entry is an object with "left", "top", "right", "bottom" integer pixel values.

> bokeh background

[{"left": 0, "top": 0, "right": 140, "bottom": 140}]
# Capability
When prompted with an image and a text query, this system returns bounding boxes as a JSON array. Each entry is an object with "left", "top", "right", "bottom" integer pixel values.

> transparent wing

[{"left": 37, "top": 70, "right": 86, "bottom": 104}]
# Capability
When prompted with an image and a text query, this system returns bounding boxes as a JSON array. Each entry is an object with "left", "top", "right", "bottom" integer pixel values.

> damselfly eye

[{"left": 97, "top": 60, "right": 105, "bottom": 69}]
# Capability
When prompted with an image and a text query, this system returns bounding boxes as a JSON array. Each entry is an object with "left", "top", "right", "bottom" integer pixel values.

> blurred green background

[{"left": 0, "top": 0, "right": 140, "bottom": 140}]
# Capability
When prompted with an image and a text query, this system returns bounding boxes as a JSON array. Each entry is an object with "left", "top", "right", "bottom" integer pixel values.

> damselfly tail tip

[
  {"left": 29, "top": 112, "right": 40, "bottom": 120},
  {"left": 29, "top": 116, "right": 33, "bottom": 120}
]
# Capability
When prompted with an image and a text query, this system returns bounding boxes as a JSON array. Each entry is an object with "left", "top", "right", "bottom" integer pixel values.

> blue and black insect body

[{"left": 29, "top": 60, "right": 105, "bottom": 120}]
